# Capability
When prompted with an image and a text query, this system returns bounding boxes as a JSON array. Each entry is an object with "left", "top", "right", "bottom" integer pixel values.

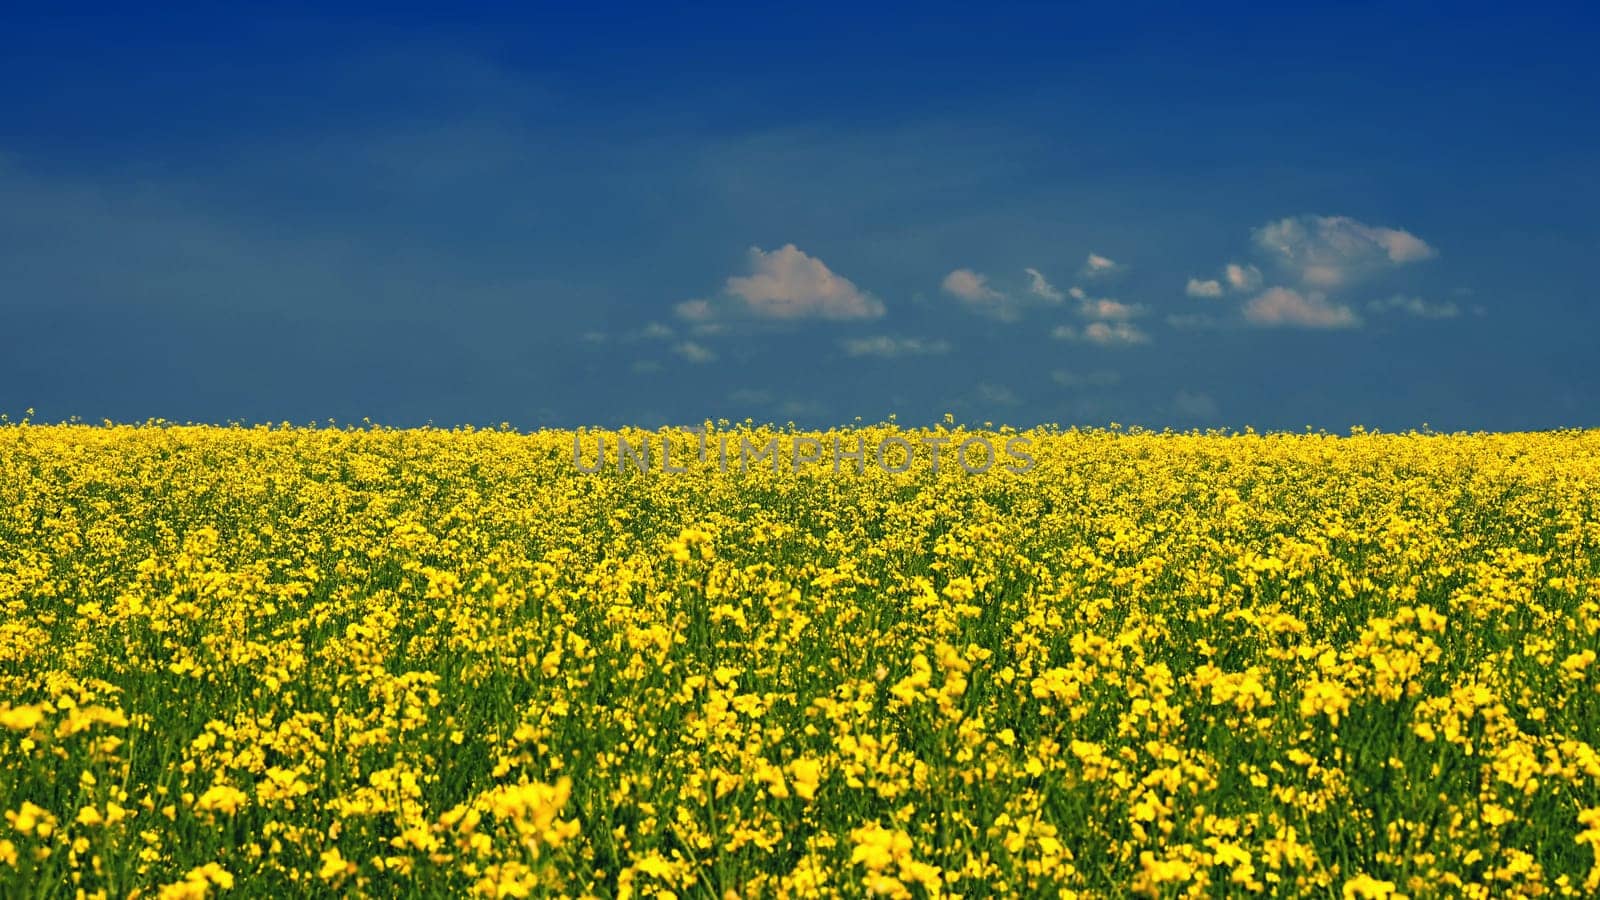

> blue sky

[{"left": 3, "top": 3, "right": 1597, "bottom": 430}]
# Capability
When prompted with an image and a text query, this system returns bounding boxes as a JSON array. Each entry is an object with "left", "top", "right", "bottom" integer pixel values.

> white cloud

[
  {"left": 840, "top": 336, "right": 952, "bottom": 358},
  {"left": 1053, "top": 322, "right": 1149, "bottom": 345},
  {"left": 944, "top": 267, "right": 1061, "bottom": 321},
  {"left": 1181, "top": 214, "right": 1432, "bottom": 336},
  {"left": 941, "top": 268, "right": 1004, "bottom": 304},
  {"left": 1376, "top": 230, "right": 1435, "bottom": 263},
  {"left": 1224, "top": 263, "right": 1263, "bottom": 292},
  {"left": 1368, "top": 295, "right": 1460, "bottom": 319},
  {"left": 1024, "top": 267, "right": 1065, "bottom": 302},
  {"left": 1060, "top": 285, "right": 1149, "bottom": 342},
  {"left": 1242, "top": 287, "right": 1360, "bottom": 329},
  {"left": 1079, "top": 297, "right": 1144, "bottom": 320},
  {"left": 725, "top": 244, "right": 884, "bottom": 319},
  {"left": 1068, "top": 286, "right": 1087, "bottom": 300},
  {"left": 1081, "top": 252, "right": 1122, "bottom": 278},
  {"left": 673, "top": 340, "right": 718, "bottom": 363},
  {"left": 678, "top": 244, "right": 883, "bottom": 324},
  {"left": 1253, "top": 215, "right": 1435, "bottom": 288},
  {"left": 639, "top": 322, "right": 674, "bottom": 340},
  {"left": 674, "top": 298, "right": 716, "bottom": 322},
  {"left": 1085, "top": 321, "right": 1148, "bottom": 344}
]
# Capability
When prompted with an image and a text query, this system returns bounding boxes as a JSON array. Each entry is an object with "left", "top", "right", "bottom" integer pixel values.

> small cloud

[
  {"left": 1081, "top": 252, "right": 1122, "bottom": 278},
  {"left": 943, "top": 267, "right": 1059, "bottom": 321},
  {"left": 675, "top": 298, "right": 716, "bottom": 322},
  {"left": 1078, "top": 297, "right": 1144, "bottom": 321},
  {"left": 1068, "top": 286, "right": 1087, "bottom": 300},
  {"left": 1054, "top": 322, "right": 1149, "bottom": 345},
  {"left": 1186, "top": 278, "right": 1224, "bottom": 299},
  {"left": 631, "top": 359, "right": 663, "bottom": 375},
  {"left": 673, "top": 340, "right": 718, "bottom": 363},
  {"left": 1253, "top": 215, "right": 1435, "bottom": 288},
  {"left": 840, "top": 336, "right": 952, "bottom": 358},
  {"left": 728, "top": 244, "right": 884, "bottom": 320},
  {"left": 678, "top": 244, "right": 884, "bottom": 324},
  {"left": 942, "top": 267, "right": 1005, "bottom": 302},
  {"left": 580, "top": 330, "right": 608, "bottom": 344},
  {"left": 1242, "top": 287, "right": 1360, "bottom": 329},
  {"left": 1224, "top": 263, "right": 1263, "bottom": 292},
  {"left": 1084, "top": 321, "right": 1148, "bottom": 345},
  {"left": 1367, "top": 295, "right": 1460, "bottom": 319},
  {"left": 1024, "top": 267, "right": 1065, "bottom": 302}
]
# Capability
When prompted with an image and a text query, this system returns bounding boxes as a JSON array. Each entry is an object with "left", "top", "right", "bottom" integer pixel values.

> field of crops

[{"left": 2, "top": 422, "right": 1599, "bottom": 898}]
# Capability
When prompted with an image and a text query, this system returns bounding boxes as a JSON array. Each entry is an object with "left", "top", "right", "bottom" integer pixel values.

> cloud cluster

[
  {"left": 655, "top": 213, "right": 1447, "bottom": 377},
  {"left": 938, "top": 260, "right": 1145, "bottom": 344},
  {"left": 941, "top": 265, "right": 1068, "bottom": 321},
  {"left": 1185, "top": 263, "right": 1261, "bottom": 299},
  {"left": 1058, "top": 272, "right": 1149, "bottom": 345},
  {"left": 1242, "top": 287, "right": 1359, "bottom": 329},
  {"left": 1253, "top": 215, "right": 1434, "bottom": 288},
  {"left": 1183, "top": 215, "right": 1439, "bottom": 331}
]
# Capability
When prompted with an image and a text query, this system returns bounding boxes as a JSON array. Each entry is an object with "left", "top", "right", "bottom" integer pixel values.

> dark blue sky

[{"left": 4, "top": 3, "right": 1597, "bottom": 430}]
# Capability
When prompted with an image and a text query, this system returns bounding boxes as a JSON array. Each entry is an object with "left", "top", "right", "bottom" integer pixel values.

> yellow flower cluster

[{"left": 2, "top": 421, "right": 1599, "bottom": 898}]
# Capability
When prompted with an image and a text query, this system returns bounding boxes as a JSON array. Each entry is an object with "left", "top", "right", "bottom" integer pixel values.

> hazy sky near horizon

[{"left": 4, "top": 4, "right": 1598, "bottom": 431}]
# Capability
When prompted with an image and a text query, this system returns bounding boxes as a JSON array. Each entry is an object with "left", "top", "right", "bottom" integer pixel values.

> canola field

[{"left": 2, "top": 422, "right": 1600, "bottom": 899}]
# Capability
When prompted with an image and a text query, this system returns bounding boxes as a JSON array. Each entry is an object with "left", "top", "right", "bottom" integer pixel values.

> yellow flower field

[{"left": 3, "top": 422, "right": 1599, "bottom": 898}]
